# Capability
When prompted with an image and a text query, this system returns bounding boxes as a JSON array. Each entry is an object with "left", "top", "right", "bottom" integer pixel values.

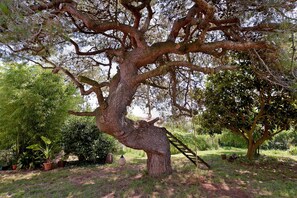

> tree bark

[
  {"left": 94, "top": 73, "right": 172, "bottom": 176},
  {"left": 96, "top": 113, "right": 172, "bottom": 176},
  {"left": 247, "top": 143, "right": 257, "bottom": 160}
]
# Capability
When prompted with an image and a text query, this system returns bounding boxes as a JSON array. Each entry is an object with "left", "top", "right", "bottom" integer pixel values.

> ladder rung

[{"left": 167, "top": 131, "right": 210, "bottom": 169}]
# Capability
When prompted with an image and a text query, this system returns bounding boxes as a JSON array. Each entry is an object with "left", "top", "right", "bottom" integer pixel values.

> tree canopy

[{"left": 0, "top": 0, "right": 296, "bottom": 176}]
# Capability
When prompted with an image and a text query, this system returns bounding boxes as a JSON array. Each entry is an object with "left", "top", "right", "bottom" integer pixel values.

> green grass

[{"left": 0, "top": 148, "right": 296, "bottom": 197}]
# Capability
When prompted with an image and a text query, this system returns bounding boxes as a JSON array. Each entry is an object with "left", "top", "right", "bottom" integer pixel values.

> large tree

[
  {"left": 0, "top": 0, "right": 296, "bottom": 176},
  {"left": 198, "top": 60, "right": 296, "bottom": 160}
]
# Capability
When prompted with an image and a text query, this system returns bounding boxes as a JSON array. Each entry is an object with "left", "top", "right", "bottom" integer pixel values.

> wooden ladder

[{"left": 166, "top": 131, "right": 210, "bottom": 169}]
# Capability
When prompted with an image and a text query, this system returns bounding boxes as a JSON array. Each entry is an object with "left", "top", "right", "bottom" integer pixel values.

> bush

[
  {"left": 262, "top": 129, "right": 297, "bottom": 150},
  {"left": 0, "top": 150, "right": 11, "bottom": 168},
  {"left": 17, "top": 150, "right": 43, "bottom": 170},
  {"left": 218, "top": 130, "right": 247, "bottom": 148},
  {"left": 289, "top": 146, "right": 297, "bottom": 155},
  {"left": 61, "top": 119, "right": 116, "bottom": 162}
]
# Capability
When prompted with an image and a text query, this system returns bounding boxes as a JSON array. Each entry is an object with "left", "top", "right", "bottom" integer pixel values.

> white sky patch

[{"left": 129, "top": 106, "right": 160, "bottom": 118}]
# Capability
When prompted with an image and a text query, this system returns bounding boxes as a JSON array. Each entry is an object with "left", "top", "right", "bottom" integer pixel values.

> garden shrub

[
  {"left": 289, "top": 146, "right": 297, "bottom": 155},
  {"left": 17, "top": 150, "right": 43, "bottom": 169},
  {"left": 0, "top": 150, "right": 11, "bottom": 169},
  {"left": 219, "top": 130, "right": 247, "bottom": 148},
  {"left": 61, "top": 119, "right": 116, "bottom": 162},
  {"left": 262, "top": 129, "right": 296, "bottom": 150}
]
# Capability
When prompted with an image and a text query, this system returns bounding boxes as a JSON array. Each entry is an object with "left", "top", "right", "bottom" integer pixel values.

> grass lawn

[{"left": 0, "top": 148, "right": 296, "bottom": 197}]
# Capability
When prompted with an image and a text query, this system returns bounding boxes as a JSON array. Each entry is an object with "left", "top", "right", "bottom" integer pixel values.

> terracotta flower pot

[
  {"left": 43, "top": 162, "right": 52, "bottom": 171},
  {"left": 12, "top": 164, "right": 17, "bottom": 170}
]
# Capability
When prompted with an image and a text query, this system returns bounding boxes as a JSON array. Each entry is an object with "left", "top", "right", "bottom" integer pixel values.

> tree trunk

[
  {"left": 96, "top": 108, "right": 172, "bottom": 177},
  {"left": 147, "top": 151, "right": 172, "bottom": 177},
  {"left": 247, "top": 143, "right": 257, "bottom": 160},
  {"left": 117, "top": 123, "right": 172, "bottom": 177},
  {"left": 246, "top": 134, "right": 270, "bottom": 160}
]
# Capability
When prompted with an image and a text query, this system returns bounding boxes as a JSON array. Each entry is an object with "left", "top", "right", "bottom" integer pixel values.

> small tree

[
  {"left": 199, "top": 62, "right": 296, "bottom": 160},
  {"left": 0, "top": 63, "right": 79, "bottom": 155}
]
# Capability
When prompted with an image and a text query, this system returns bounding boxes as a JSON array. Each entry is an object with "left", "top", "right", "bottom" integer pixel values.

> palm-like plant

[{"left": 27, "top": 136, "right": 53, "bottom": 163}]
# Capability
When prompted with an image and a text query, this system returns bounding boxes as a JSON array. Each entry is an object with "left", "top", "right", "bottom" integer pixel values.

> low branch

[
  {"left": 148, "top": 117, "right": 160, "bottom": 125},
  {"left": 76, "top": 75, "right": 108, "bottom": 107},
  {"left": 68, "top": 110, "right": 96, "bottom": 116},
  {"left": 52, "top": 67, "right": 94, "bottom": 96}
]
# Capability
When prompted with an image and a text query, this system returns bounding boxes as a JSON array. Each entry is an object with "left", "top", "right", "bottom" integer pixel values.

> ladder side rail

[
  {"left": 168, "top": 140, "right": 197, "bottom": 165},
  {"left": 167, "top": 131, "right": 211, "bottom": 169}
]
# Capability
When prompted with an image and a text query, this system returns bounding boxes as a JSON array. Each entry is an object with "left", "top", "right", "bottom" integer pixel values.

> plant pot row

[
  {"left": 43, "top": 160, "right": 66, "bottom": 171},
  {"left": 2, "top": 161, "right": 66, "bottom": 172}
]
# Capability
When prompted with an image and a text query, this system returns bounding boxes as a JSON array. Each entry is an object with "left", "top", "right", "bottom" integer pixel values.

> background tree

[
  {"left": 198, "top": 59, "right": 297, "bottom": 160},
  {"left": 0, "top": 0, "right": 296, "bottom": 176},
  {"left": 0, "top": 63, "right": 79, "bottom": 156}
]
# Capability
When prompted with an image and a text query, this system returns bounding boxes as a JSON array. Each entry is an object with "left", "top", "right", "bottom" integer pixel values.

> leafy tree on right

[{"left": 198, "top": 55, "right": 297, "bottom": 160}]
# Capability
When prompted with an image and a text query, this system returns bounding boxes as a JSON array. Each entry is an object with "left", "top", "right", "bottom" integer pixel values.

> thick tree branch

[
  {"left": 134, "top": 61, "right": 237, "bottom": 84},
  {"left": 68, "top": 110, "right": 96, "bottom": 116},
  {"left": 61, "top": 4, "right": 147, "bottom": 48},
  {"left": 78, "top": 75, "right": 108, "bottom": 108},
  {"left": 47, "top": 55, "right": 110, "bottom": 108},
  {"left": 167, "top": 5, "right": 199, "bottom": 42},
  {"left": 136, "top": 39, "right": 272, "bottom": 67}
]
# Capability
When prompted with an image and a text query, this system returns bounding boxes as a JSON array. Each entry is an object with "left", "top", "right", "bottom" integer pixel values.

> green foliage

[
  {"left": 198, "top": 56, "right": 297, "bottom": 158},
  {"left": 0, "top": 63, "right": 79, "bottom": 154},
  {"left": 169, "top": 131, "right": 219, "bottom": 154},
  {"left": 61, "top": 118, "right": 116, "bottom": 162},
  {"left": 218, "top": 130, "right": 247, "bottom": 148},
  {"left": 17, "top": 151, "right": 43, "bottom": 170},
  {"left": 27, "top": 136, "right": 53, "bottom": 162},
  {"left": 288, "top": 146, "right": 297, "bottom": 155},
  {"left": 0, "top": 150, "right": 11, "bottom": 167},
  {"left": 262, "top": 128, "right": 297, "bottom": 150}
]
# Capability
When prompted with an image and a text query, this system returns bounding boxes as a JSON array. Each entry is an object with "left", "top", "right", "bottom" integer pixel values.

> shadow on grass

[
  {"left": 1, "top": 151, "right": 296, "bottom": 197},
  {"left": 195, "top": 151, "right": 297, "bottom": 197}
]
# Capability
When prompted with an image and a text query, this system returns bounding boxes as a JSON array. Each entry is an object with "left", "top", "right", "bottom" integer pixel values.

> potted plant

[
  {"left": 27, "top": 136, "right": 53, "bottom": 171},
  {"left": 10, "top": 152, "right": 18, "bottom": 170},
  {"left": 11, "top": 158, "right": 18, "bottom": 170}
]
